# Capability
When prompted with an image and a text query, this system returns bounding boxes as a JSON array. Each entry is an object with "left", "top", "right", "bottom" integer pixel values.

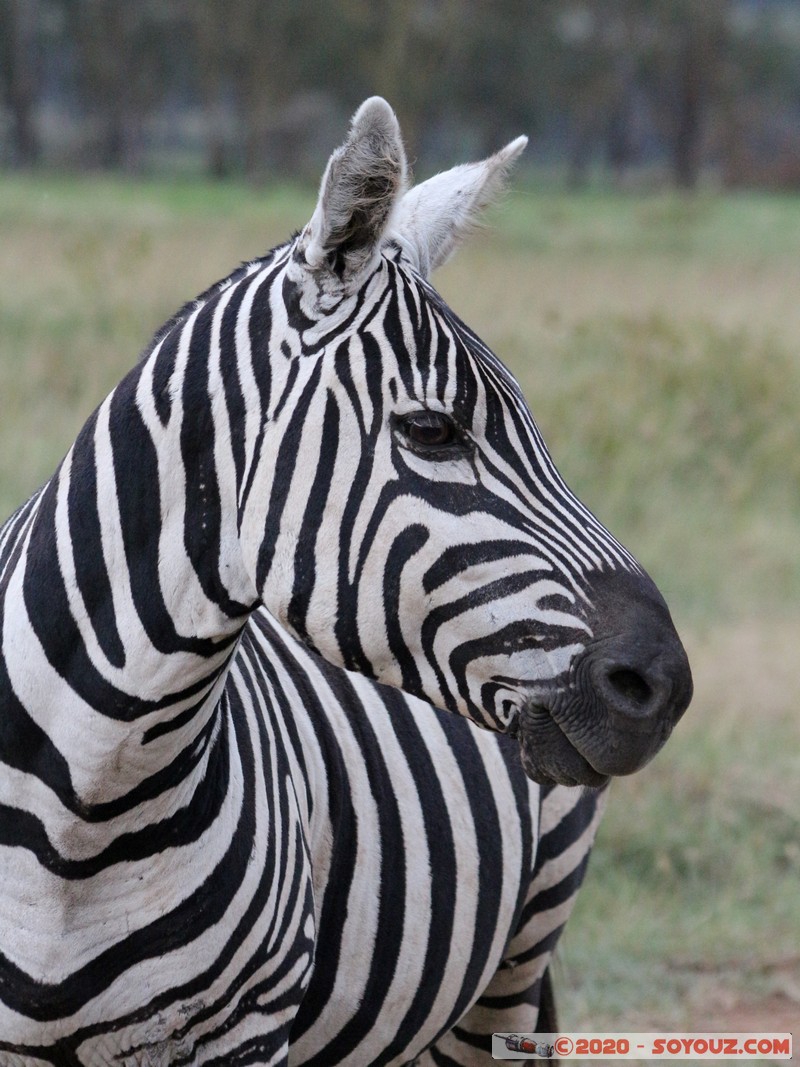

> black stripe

[
  {"left": 181, "top": 301, "right": 251, "bottom": 617},
  {"left": 68, "top": 408, "right": 126, "bottom": 669},
  {"left": 287, "top": 388, "right": 340, "bottom": 645}
]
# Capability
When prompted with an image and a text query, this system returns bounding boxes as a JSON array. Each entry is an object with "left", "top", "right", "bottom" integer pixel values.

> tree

[
  {"left": 0, "top": 0, "right": 42, "bottom": 165},
  {"left": 63, "top": 0, "right": 187, "bottom": 171}
]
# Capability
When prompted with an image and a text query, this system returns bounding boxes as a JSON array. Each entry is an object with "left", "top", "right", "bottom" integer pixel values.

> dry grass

[{"left": 440, "top": 240, "right": 800, "bottom": 353}]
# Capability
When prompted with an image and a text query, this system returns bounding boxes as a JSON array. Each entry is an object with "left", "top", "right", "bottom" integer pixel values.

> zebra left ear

[
  {"left": 391, "top": 136, "right": 528, "bottom": 277},
  {"left": 301, "top": 97, "right": 407, "bottom": 289}
]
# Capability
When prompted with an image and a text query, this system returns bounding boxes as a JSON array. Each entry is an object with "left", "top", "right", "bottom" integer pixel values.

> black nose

[{"left": 584, "top": 568, "right": 693, "bottom": 730}]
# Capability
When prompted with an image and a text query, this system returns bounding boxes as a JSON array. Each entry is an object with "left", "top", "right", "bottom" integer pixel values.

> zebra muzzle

[{"left": 513, "top": 569, "right": 693, "bottom": 786}]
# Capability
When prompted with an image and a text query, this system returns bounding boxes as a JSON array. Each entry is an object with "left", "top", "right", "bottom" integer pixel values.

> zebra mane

[{"left": 138, "top": 242, "right": 291, "bottom": 363}]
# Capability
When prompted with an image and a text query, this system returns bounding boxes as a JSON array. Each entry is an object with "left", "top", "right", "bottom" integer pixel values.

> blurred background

[
  {"left": 4, "top": 0, "right": 800, "bottom": 187},
  {"left": 1, "top": 0, "right": 798, "bottom": 1047}
]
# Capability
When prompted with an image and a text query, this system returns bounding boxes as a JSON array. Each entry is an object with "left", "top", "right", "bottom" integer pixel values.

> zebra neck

[{"left": 0, "top": 372, "right": 257, "bottom": 815}]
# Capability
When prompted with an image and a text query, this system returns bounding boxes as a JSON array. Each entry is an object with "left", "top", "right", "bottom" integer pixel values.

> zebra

[{"left": 0, "top": 98, "right": 692, "bottom": 1064}]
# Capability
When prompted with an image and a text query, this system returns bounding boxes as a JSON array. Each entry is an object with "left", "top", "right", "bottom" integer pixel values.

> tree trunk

[
  {"left": 673, "top": 32, "right": 704, "bottom": 189},
  {"left": 5, "top": 0, "right": 41, "bottom": 166}
]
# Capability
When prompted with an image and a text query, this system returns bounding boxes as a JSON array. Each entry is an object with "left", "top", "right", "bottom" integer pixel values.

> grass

[{"left": 1, "top": 175, "right": 798, "bottom": 1041}]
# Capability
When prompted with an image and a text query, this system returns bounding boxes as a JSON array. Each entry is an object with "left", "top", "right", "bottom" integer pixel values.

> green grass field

[{"left": 1, "top": 175, "right": 798, "bottom": 1044}]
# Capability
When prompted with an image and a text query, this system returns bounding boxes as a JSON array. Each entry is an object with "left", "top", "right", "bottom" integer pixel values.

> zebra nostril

[
  {"left": 593, "top": 657, "right": 664, "bottom": 722},
  {"left": 607, "top": 667, "right": 652, "bottom": 708}
]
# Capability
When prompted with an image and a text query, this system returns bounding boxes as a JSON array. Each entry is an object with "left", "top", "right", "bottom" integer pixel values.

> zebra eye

[{"left": 398, "top": 411, "right": 460, "bottom": 450}]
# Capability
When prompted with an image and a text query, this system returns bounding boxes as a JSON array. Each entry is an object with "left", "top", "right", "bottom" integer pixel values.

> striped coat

[{"left": 0, "top": 98, "right": 691, "bottom": 1064}]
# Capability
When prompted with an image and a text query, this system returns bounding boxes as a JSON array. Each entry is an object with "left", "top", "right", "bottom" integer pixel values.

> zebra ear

[
  {"left": 301, "top": 97, "right": 407, "bottom": 289},
  {"left": 391, "top": 136, "right": 528, "bottom": 277}
]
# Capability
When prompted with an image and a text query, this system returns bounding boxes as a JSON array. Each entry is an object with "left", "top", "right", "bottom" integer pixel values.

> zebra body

[
  {"left": 0, "top": 99, "right": 691, "bottom": 1063},
  {"left": 0, "top": 591, "right": 602, "bottom": 1064}
]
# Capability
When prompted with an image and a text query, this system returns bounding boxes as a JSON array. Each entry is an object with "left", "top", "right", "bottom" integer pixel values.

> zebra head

[{"left": 234, "top": 98, "right": 692, "bottom": 786}]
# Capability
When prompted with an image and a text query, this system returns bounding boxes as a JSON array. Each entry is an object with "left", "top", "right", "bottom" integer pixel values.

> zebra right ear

[{"left": 300, "top": 97, "right": 407, "bottom": 291}]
